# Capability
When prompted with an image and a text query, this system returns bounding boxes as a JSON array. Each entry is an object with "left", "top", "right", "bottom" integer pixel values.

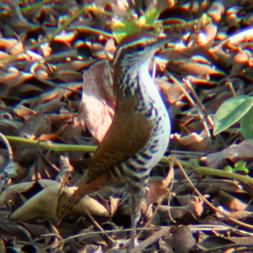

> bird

[{"left": 56, "top": 33, "right": 171, "bottom": 250}]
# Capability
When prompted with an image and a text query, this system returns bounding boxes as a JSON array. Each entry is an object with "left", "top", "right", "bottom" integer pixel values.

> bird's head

[{"left": 113, "top": 33, "right": 169, "bottom": 69}]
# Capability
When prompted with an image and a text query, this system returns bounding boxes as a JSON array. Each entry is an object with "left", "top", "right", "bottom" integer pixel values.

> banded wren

[{"left": 57, "top": 33, "right": 171, "bottom": 249}]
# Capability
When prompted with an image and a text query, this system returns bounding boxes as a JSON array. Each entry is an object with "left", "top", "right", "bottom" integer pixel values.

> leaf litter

[{"left": 1, "top": 0, "right": 253, "bottom": 252}]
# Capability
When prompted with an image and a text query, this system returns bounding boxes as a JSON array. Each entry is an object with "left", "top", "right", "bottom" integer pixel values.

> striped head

[{"left": 113, "top": 34, "right": 169, "bottom": 70}]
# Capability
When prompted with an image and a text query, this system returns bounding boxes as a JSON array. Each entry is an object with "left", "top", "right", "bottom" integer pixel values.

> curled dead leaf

[
  {"left": 81, "top": 60, "right": 115, "bottom": 142},
  {"left": 9, "top": 183, "right": 59, "bottom": 221},
  {"left": 172, "top": 132, "right": 210, "bottom": 151},
  {"left": 0, "top": 179, "right": 110, "bottom": 222}
]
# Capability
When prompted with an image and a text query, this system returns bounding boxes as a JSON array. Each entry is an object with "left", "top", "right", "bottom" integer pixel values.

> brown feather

[{"left": 86, "top": 95, "right": 153, "bottom": 181}]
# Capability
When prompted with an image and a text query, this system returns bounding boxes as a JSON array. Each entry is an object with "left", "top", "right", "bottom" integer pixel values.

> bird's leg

[{"left": 128, "top": 183, "right": 146, "bottom": 250}]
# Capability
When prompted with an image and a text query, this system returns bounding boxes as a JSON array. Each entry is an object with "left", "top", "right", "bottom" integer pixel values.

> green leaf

[
  {"left": 240, "top": 107, "right": 253, "bottom": 139},
  {"left": 234, "top": 160, "right": 249, "bottom": 174},
  {"left": 112, "top": 7, "right": 162, "bottom": 42},
  {"left": 113, "top": 19, "right": 140, "bottom": 41},
  {"left": 224, "top": 161, "right": 249, "bottom": 174},
  {"left": 141, "top": 7, "right": 161, "bottom": 25},
  {"left": 214, "top": 95, "right": 253, "bottom": 135},
  {"left": 224, "top": 165, "right": 233, "bottom": 172}
]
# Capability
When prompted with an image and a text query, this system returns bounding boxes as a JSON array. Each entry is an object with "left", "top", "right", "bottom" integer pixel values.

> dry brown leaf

[
  {"left": 146, "top": 166, "right": 174, "bottom": 205},
  {"left": 52, "top": 69, "right": 82, "bottom": 82},
  {"left": 208, "top": 47, "right": 234, "bottom": 68},
  {"left": 81, "top": 60, "right": 115, "bottom": 142},
  {"left": 19, "top": 113, "right": 52, "bottom": 139},
  {"left": 69, "top": 60, "right": 95, "bottom": 71},
  {"left": 0, "top": 51, "right": 10, "bottom": 59},
  {"left": 0, "top": 179, "right": 110, "bottom": 222},
  {"left": 218, "top": 191, "right": 247, "bottom": 212},
  {"left": 198, "top": 179, "right": 242, "bottom": 194},
  {"left": 108, "top": 195, "right": 120, "bottom": 216},
  {"left": 9, "top": 184, "right": 59, "bottom": 221},
  {"left": 54, "top": 31, "right": 76, "bottom": 44},
  {"left": 172, "top": 132, "right": 210, "bottom": 151},
  {"left": 33, "top": 96, "right": 64, "bottom": 114},
  {"left": 168, "top": 59, "right": 223, "bottom": 77},
  {"left": 158, "top": 79, "right": 185, "bottom": 105},
  {"left": 0, "top": 179, "right": 56, "bottom": 205},
  {"left": 0, "top": 70, "right": 32, "bottom": 90},
  {"left": 230, "top": 50, "right": 251, "bottom": 75},
  {"left": 17, "top": 83, "right": 43, "bottom": 94},
  {"left": 0, "top": 38, "right": 24, "bottom": 55},
  {"left": 59, "top": 186, "right": 110, "bottom": 218},
  {"left": 205, "top": 140, "right": 253, "bottom": 168},
  {"left": 176, "top": 195, "right": 204, "bottom": 217},
  {"left": 0, "top": 119, "right": 22, "bottom": 136},
  {"left": 186, "top": 76, "right": 217, "bottom": 86},
  {"left": 21, "top": 83, "right": 82, "bottom": 107}
]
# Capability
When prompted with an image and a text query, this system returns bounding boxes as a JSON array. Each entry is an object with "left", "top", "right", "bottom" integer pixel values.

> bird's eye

[{"left": 134, "top": 44, "right": 146, "bottom": 52}]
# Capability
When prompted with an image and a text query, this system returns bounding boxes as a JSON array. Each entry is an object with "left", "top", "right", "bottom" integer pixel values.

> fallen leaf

[
  {"left": 19, "top": 113, "right": 52, "bottom": 139},
  {"left": 81, "top": 60, "right": 115, "bottom": 142},
  {"left": 0, "top": 179, "right": 110, "bottom": 222},
  {"left": 218, "top": 190, "right": 247, "bottom": 212},
  {"left": 205, "top": 139, "right": 253, "bottom": 168},
  {"left": 146, "top": 166, "right": 174, "bottom": 205},
  {"left": 172, "top": 132, "right": 210, "bottom": 151}
]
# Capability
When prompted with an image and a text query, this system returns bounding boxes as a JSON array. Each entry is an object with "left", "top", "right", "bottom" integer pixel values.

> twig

[
  {"left": 5, "top": 135, "right": 96, "bottom": 152},
  {"left": 174, "top": 158, "right": 253, "bottom": 231}
]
